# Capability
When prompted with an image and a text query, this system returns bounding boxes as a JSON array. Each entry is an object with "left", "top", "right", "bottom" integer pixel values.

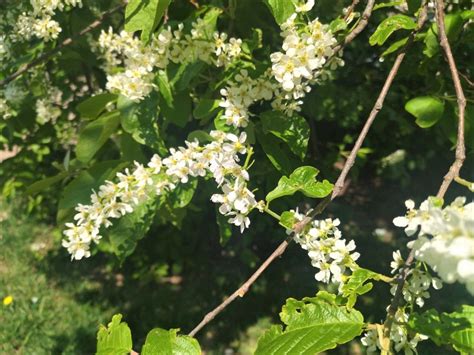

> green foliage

[
  {"left": 77, "top": 93, "right": 118, "bottom": 120},
  {"left": 423, "top": 14, "right": 464, "bottom": 57},
  {"left": 408, "top": 306, "right": 474, "bottom": 353},
  {"left": 255, "top": 293, "right": 364, "bottom": 354},
  {"left": 97, "top": 314, "right": 133, "bottom": 355},
  {"left": 405, "top": 96, "right": 445, "bottom": 128},
  {"left": 266, "top": 166, "right": 333, "bottom": 203},
  {"left": 369, "top": 15, "right": 416, "bottom": 46},
  {"left": 76, "top": 111, "right": 121, "bottom": 163},
  {"left": 141, "top": 328, "right": 201, "bottom": 355},
  {"left": 340, "top": 268, "right": 388, "bottom": 308},
  {"left": 264, "top": 0, "right": 295, "bottom": 25},
  {"left": 125, "top": 0, "right": 171, "bottom": 41},
  {"left": 260, "top": 111, "right": 310, "bottom": 160}
]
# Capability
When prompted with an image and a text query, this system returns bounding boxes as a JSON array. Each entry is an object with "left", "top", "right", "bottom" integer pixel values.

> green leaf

[
  {"left": 373, "top": 0, "right": 404, "bottom": 11},
  {"left": 381, "top": 37, "right": 408, "bottom": 57},
  {"left": 408, "top": 306, "right": 474, "bottom": 353},
  {"left": 261, "top": 111, "right": 310, "bottom": 160},
  {"left": 193, "top": 99, "right": 221, "bottom": 119},
  {"left": 156, "top": 70, "right": 173, "bottom": 108},
  {"left": 461, "top": 10, "right": 474, "bottom": 20},
  {"left": 75, "top": 111, "right": 121, "bottom": 163},
  {"left": 187, "top": 130, "right": 213, "bottom": 143},
  {"left": 405, "top": 96, "right": 445, "bottom": 128},
  {"left": 141, "top": 328, "right": 201, "bottom": 355},
  {"left": 57, "top": 160, "right": 128, "bottom": 223},
  {"left": 106, "top": 195, "right": 159, "bottom": 262},
  {"left": 118, "top": 95, "right": 167, "bottom": 154},
  {"left": 279, "top": 211, "right": 296, "bottom": 230},
  {"left": 407, "top": 0, "right": 422, "bottom": 14},
  {"left": 264, "top": 0, "right": 295, "bottom": 25},
  {"left": 124, "top": 0, "right": 171, "bottom": 42},
  {"left": 423, "top": 14, "right": 464, "bottom": 57},
  {"left": 266, "top": 166, "right": 333, "bottom": 203},
  {"left": 257, "top": 130, "right": 297, "bottom": 175},
  {"left": 216, "top": 208, "right": 232, "bottom": 246},
  {"left": 26, "top": 171, "right": 69, "bottom": 195},
  {"left": 340, "top": 268, "right": 387, "bottom": 308},
  {"left": 255, "top": 294, "right": 364, "bottom": 354},
  {"left": 369, "top": 15, "right": 416, "bottom": 46},
  {"left": 96, "top": 314, "right": 132, "bottom": 355},
  {"left": 77, "top": 93, "right": 118, "bottom": 120},
  {"left": 170, "top": 61, "right": 206, "bottom": 92},
  {"left": 329, "top": 18, "right": 348, "bottom": 33},
  {"left": 161, "top": 91, "right": 191, "bottom": 128}
]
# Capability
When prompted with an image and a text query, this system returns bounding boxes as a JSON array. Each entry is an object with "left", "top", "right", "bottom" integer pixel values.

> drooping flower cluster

[
  {"left": 361, "top": 309, "right": 428, "bottom": 354},
  {"left": 390, "top": 250, "right": 443, "bottom": 308},
  {"left": 288, "top": 211, "right": 360, "bottom": 284},
  {"left": 393, "top": 197, "right": 474, "bottom": 295},
  {"left": 15, "top": 0, "right": 83, "bottom": 42},
  {"left": 270, "top": 8, "right": 343, "bottom": 115},
  {"left": 35, "top": 86, "right": 63, "bottom": 125},
  {"left": 97, "top": 18, "right": 243, "bottom": 101},
  {"left": 63, "top": 130, "right": 260, "bottom": 260},
  {"left": 219, "top": 69, "right": 276, "bottom": 127}
]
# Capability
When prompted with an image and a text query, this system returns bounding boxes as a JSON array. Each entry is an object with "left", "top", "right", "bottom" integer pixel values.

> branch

[
  {"left": 0, "top": 3, "right": 125, "bottom": 88},
  {"left": 383, "top": 0, "right": 466, "bottom": 347},
  {"left": 187, "top": 0, "right": 417, "bottom": 338}
]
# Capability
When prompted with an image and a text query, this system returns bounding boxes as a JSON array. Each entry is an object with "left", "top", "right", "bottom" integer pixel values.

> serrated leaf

[
  {"left": 75, "top": 111, "right": 121, "bottom": 163},
  {"left": 260, "top": 111, "right": 309, "bottom": 160},
  {"left": 340, "top": 268, "right": 386, "bottom": 308},
  {"left": 408, "top": 306, "right": 474, "bottom": 353},
  {"left": 77, "top": 93, "right": 118, "bottom": 120},
  {"left": 264, "top": 0, "right": 295, "bottom": 25},
  {"left": 266, "top": 166, "right": 333, "bottom": 203},
  {"left": 369, "top": 15, "right": 416, "bottom": 46},
  {"left": 124, "top": 0, "right": 171, "bottom": 42},
  {"left": 141, "top": 328, "right": 201, "bottom": 355},
  {"left": 405, "top": 96, "right": 444, "bottom": 128},
  {"left": 96, "top": 314, "right": 132, "bottom": 355},
  {"left": 255, "top": 294, "right": 364, "bottom": 354}
]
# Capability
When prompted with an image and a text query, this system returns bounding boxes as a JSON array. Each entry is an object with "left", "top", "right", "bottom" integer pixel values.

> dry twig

[
  {"left": 187, "top": 0, "right": 429, "bottom": 338},
  {"left": 382, "top": 0, "right": 466, "bottom": 350}
]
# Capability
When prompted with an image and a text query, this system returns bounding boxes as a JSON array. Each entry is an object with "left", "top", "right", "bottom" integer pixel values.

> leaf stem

[{"left": 264, "top": 207, "right": 281, "bottom": 221}]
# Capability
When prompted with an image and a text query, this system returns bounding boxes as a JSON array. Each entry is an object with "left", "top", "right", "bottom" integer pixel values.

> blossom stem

[
  {"left": 264, "top": 207, "right": 281, "bottom": 221},
  {"left": 243, "top": 146, "right": 253, "bottom": 170},
  {"left": 454, "top": 176, "right": 474, "bottom": 192}
]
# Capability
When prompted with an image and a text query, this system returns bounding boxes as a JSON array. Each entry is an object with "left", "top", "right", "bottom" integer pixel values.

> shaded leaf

[
  {"left": 405, "top": 96, "right": 444, "bottom": 128},
  {"left": 77, "top": 93, "right": 118, "bottom": 120}
]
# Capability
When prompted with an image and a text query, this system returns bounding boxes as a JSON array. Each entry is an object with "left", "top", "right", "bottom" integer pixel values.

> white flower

[{"left": 295, "top": 0, "right": 315, "bottom": 13}]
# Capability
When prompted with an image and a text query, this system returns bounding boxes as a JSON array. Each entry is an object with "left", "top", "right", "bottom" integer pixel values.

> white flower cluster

[
  {"left": 35, "top": 86, "right": 63, "bottom": 125},
  {"left": 219, "top": 69, "right": 276, "bottom": 127},
  {"left": 390, "top": 250, "right": 443, "bottom": 308},
  {"left": 0, "top": 97, "right": 14, "bottom": 120},
  {"left": 15, "top": 0, "right": 82, "bottom": 42},
  {"left": 98, "top": 18, "right": 243, "bottom": 101},
  {"left": 63, "top": 130, "right": 259, "bottom": 260},
  {"left": 288, "top": 211, "right": 360, "bottom": 284},
  {"left": 361, "top": 309, "right": 428, "bottom": 354},
  {"left": 393, "top": 197, "right": 474, "bottom": 295},
  {"left": 270, "top": 10, "right": 343, "bottom": 115}
]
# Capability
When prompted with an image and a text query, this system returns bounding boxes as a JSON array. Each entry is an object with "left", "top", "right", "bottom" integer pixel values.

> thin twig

[
  {"left": 343, "top": 0, "right": 361, "bottom": 22},
  {"left": 382, "top": 0, "right": 465, "bottom": 350},
  {"left": 187, "top": 0, "right": 417, "bottom": 338},
  {"left": 0, "top": 3, "right": 125, "bottom": 87}
]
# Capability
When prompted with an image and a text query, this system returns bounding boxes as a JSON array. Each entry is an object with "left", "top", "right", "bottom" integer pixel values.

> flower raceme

[
  {"left": 393, "top": 197, "right": 474, "bottom": 295},
  {"left": 287, "top": 210, "right": 360, "bottom": 285},
  {"left": 97, "top": 19, "right": 244, "bottom": 102},
  {"left": 62, "top": 131, "right": 261, "bottom": 260}
]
